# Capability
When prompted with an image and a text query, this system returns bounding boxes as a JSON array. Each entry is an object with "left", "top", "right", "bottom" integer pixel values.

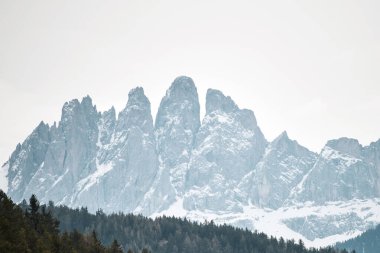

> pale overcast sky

[{"left": 0, "top": 0, "right": 379, "bottom": 166}]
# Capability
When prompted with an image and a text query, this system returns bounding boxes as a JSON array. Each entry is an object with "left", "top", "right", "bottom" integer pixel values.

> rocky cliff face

[
  {"left": 363, "top": 140, "right": 380, "bottom": 196},
  {"left": 292, "top": 138, "right": 379, "bottom": 204},
  {"left": 5, "top": 89, "right": 159, "bottom": 214},
  {"left": 7, "top": 121, "right": 50, "bottom": 202},
  {"left": 8, "top": 96, "right": 100, "bottom": 205},
  {"left": 3, "top": 76, "right": 380, "bottom": 247},
  {"left": 69, "top": 87, "right": 158, "bottom": 213},
  {"left": 239, "top": 131, "right": 317, "bottom": 209},
  {"left": 136, "top": 77, "right": 201, "bottom": 214},
  {"left": 184, "top": 89, "right": 267, "bottom": 212}
]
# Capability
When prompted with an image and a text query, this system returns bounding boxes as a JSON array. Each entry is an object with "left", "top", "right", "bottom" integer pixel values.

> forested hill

[
  {"left": 0, "top": 190, "right": 126, "bottom": 253},
  {"left": 17, "top": 198, "right": 354, "bottom": 253},
  {"left": 336, "top": 224, "right": 380, "bottom": 253}
]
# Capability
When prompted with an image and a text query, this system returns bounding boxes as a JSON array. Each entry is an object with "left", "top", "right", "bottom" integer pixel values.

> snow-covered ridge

[
  {"left": 2, "top": 76, "right": 380, "bottom": 248},
  {"left": 321, "top": 146, "right": 361, "bottom": 168},
  {"left": 151, "top": 198, "right": 380, "bottom": 248}
]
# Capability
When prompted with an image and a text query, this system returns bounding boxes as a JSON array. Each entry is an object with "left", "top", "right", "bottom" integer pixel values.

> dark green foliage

[
  {"left": 336, "top": 224, "right": 380, "bottom": 253},
  {"left": 48, "top": 201, "right": 352, "bottom": 253},
  {"left": 0, "top": 190, "right": 131, "bottom": 253},
  {"left": 1, "top": 190, "right": 355, "bottom": 253},
  {"left": 0, "top": 190, "right": 28, "bottom": 253},
  {"left": 110, "top": 239, "right": 124, "bottom": 253}
]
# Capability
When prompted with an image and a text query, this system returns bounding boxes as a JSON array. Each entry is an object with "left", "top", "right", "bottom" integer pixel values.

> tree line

[
  {"left": 0, "top": 190, "right": 146, "bottom": 253},
  {"left": 25, "top": 196, "right": 357, "bottom": 253},
  {"left": 336, "top": 224, "right": 380, "bottom": 253},
  {"left": 1, "top": 190, "right": 358, "bottom": 253}
]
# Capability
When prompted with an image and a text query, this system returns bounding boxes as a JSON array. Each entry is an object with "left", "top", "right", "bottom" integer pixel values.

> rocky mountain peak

[
  {"left": 80, "top": 95, "right": 94, "bottom": 107},
  {"left": 117, "top": 87, "right": 153, "bottom": 133},
  {"left": 165, "top": 76, "right": 198, "bottom": 100},
  {"left": 206, "top": 88, "right": 238, "bottom": 114},
  {"left": 269, "top": 131, "right": 313, "bottom": 155},
  {"left": 61, "top": 99, "right": 80, "bottom": 119},
  {"left": 278, "top": 130, "right": 289, "bottom": 139},
  {"left": 127, "top": 87, "right": 150, "bottom": 108},
  {"left": 102, "top": 106, "right": 116, "bottom": 119},
  {"left": 139, "top": 77, "right": 201, "bottom": 213},
  {"left": 4, "top": 76, "right": 380, "bottom": 247},
  {"left": 271, "top": 131, "right": 289, "bottom": 145},
  {"left": 155, "top": 76, "right": 200, "bottom": 130},
  {"left": 368, "top": 139, "right": 380, "bottom": 150},
  {"left": 326, "top": 137, "right": 362, "bottom": 158},
  {"left": 60, "top": 96, "right": 98, "bottom": 128},
  {"left": 35, "top": 121, "right": 50, "bottom": 135}
]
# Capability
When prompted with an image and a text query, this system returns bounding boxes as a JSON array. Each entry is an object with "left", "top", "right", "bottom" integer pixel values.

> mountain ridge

[{"left": 2, "top": 76, "right": 380, "bottom": 248}]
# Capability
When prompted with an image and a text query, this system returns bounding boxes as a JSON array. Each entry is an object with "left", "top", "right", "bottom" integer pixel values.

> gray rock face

[
  {"left": 3, "top": 76, "right": 380, "bottom": 246},
  {"left": 240, "top": 131, "right": 317, "bottom": 209},
  {"left": 23, "top": 96, "right": 100, "bottom": 204},
  {"left": 98, "top": 107, "right": 116, "bottom": 147},
  {"left": 293, "top": 138, "right": 379, "bottom": 203},
  {"left": 5, "top": 89, "right": 159, "bottom": 214},
  {"left": 284, "top": 213, "right": 369, "bottom": 241},
  {"left": 363, "top": 140, "right": 380, "bottom": 196},
  {"left": 184, "top": 89, "right": 267, "bottom": 212},
  {"left": 7, "top": 121, "right": 50, "bottom": 202},
  {"left": 137, "top": 77, "right": 200, "bottom": 214},
  {"left": 155, "top": 76, "right": 200, "bottom": 193},
  {"left": 70, "top": 87, "right": 158, "bottom": 213},
  {"left": 5, "top": 78, "right": 380, "bottom": 213}
]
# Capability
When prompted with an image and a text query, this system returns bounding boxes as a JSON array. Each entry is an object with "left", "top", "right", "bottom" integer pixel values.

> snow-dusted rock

[
  {"left": 239, "top": 131, "right": 317, "bottom": 209},
  {"left": 22, "top": 96, "right": 100, "bottom": 205},
  {"left": 137, "top": 76, "right": 200, "bottom": 214},
  {"left": 293, "top": 138, "right": 379, "bottom": 203},
  {"left": 184, "top": 88, "right": 267, "bottom": 212},
  {"left": 71, "top": 87, "right": 158, "bottom": 213},
  {"left": 7, "top": 121, "right": 50, "bottom": 202},
  {"left": 3, "top": 76, "right": 380, "bottom": 247},
  {"left": 363, "top": 139, "right": 380, "bottom": 195}
]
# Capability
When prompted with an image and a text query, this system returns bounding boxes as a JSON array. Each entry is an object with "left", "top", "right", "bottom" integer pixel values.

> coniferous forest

[
  {"left": 0, "top": 190, "right": 135, "bottom": 253},
  {"left": 336, "top": 224, "right": 380, "bottom": 253},
  {"left": 0, "top": 190, "right": 357, "bottom": 253}
]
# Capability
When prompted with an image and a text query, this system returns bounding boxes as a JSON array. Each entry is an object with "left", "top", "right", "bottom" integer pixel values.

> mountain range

[{"left": 2, "top": 76, "right": 380, "bottom": 248}]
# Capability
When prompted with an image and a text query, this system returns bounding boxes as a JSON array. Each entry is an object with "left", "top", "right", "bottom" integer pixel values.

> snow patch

[
  {"left": 321, "top": 146, "right": 360, "bottom": 167},
  {"left": 289, "top": 165, "right": 314, "bottom": 197},
  {"left": 151, "top": 198, "right": 187, "bottom": 218},
  {"left": 52, "top": 168, "right": 69, "bottom": 188},
  {"left": 152, "top": 198, "right": 380, "bottom": 248},
  {"left": 76, "top": 162, "right": 113, "bottom": 192}
]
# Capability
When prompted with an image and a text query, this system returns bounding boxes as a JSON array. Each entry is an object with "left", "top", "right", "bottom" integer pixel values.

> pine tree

[
  {"left": 141, "top": 248, "right": 150, "bottom": 253},
  {"left": 28, "top": 194, "right": 40, "bottom": 231},
  {"left": 0, "top": 190, "right": 28, "bottom": 253},
  {"left": 109, "top": 239, "right": 123, "bottom": 253},
  {"left": 91, "top": 230, "right": 105, "bottom": 253}
]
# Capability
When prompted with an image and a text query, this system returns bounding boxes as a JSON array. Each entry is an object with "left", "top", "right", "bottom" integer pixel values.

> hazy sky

[{"left": 0, "top": 0, "right": 379, "bottom": 166}]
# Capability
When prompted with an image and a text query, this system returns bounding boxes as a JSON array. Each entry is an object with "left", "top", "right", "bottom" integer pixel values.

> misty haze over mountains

[{"left": 2, "top": 76, "right": 380, "bottom": 247}]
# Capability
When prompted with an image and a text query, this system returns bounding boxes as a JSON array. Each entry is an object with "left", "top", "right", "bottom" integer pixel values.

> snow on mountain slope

[
  {"left": 7, "top": 121, "right": 51, "bottom": 202},
  {"left": 21, "top": 96, "right": 99, "bottom": 205},
  {"left": 152, "top": 198, "right": 380, "bottom": 248},
  {"left": 184, "top": 88, "right": 267, "bottom": 212},
  {"left": 69, "top": 87, "right": 158, "bottom": 213},
  {"left": 4, "top": 76, "right": 380, "bottom": 248},
  {"left": 238, "top": 131, "right": 317, "bottom": 209},
  {"left": 136, "top": 76, "right": 201, "bottom": 214},
  {"left": 292, "top": 138, "right": 379, "bottom": 204}
]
